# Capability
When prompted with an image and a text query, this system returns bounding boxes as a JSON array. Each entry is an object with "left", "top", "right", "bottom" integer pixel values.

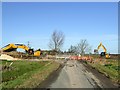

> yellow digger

[
  {"left": 2, "top": 43, "right": 41, "bottom": 57},
  {"left": 95, "top": 42, "right": 110, "bottom": 59}
]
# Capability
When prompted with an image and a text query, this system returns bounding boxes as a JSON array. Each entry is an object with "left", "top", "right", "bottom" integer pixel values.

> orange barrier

[{"left": 69, "top": 55, "right": 93, "bottom": 61}]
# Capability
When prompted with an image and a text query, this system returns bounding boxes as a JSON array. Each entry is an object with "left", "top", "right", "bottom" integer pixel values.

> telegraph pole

[{"left": 27, "top": 41, "right": 30, "bottom": 48}]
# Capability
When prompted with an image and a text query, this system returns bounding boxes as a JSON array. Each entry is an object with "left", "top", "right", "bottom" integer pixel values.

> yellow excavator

[
  {"left": 96, "top": 42, "right": 110, "bottom": 59},
  {"left": 2, "top": 43, "right": 41, "bottom": 57}
]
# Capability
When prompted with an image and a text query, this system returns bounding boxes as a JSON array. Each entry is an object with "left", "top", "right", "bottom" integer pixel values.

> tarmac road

[{"left": 38, "top": 60, "right": 118, "bottom": 88}]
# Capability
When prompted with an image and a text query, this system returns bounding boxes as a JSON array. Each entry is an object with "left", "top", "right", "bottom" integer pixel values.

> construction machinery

[
  {"left": 1, "top": 44, "right": 41, "bottom": 57},
  {"left": 95, "top": 42, "right": 110, "bottom": 59}
]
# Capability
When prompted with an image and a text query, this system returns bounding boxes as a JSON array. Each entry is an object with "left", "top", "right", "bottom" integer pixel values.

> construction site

[
  {"left": 0, "top": 42, "right": 119, "bottom": 60},
  {"left": 1, "top": 1, "right": 119, "bottom": 89},
  {"left": 0, "top": 42, "right": 119, "bottom": 89}
]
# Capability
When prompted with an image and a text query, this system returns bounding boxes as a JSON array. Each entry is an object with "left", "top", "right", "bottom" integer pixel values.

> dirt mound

[{"left": 0, "top": 54, "right": 17, "bottom": 60}]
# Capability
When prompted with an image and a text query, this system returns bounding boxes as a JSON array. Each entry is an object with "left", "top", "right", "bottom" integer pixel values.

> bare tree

[
  {"left": 68, "top": 45, "right": 78, "bottom": 54},
  {"left": 48, "top": 30, "right": 65, "bottom": 52},
  {"left": 77, "top": 39, "right": 92, "bottom": 56}
]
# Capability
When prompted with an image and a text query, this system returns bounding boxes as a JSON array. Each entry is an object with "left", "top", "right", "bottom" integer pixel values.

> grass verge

[
  {"left": 86, "top": 59, "right": 119, "bottom": 84},
  {"left": 1, "top": 60, "right": 60, "bottom": 89}
]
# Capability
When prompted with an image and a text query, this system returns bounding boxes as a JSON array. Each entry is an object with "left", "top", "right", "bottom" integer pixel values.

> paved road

[{"left": 38, "top": 60, "right": 118, "bottom": 88}]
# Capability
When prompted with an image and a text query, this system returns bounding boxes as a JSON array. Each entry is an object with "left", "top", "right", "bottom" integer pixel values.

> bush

[
  {"left": 111, "top": 66, "right": 120, "bottom": 70},
  {"left": 104, "top": 64, "right": 112, "bottom": 67}
]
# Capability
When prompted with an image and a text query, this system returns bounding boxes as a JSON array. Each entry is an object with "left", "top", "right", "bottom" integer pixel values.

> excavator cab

[
  {"left": 100, "top": 52, "right": 106, "bottom": 57},
  {"left": 28, "top": 49, "right": 34, "bottom": 55}
]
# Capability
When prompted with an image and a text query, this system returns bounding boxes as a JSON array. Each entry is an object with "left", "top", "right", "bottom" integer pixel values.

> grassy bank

[
  {"left": 86, "top": 59, "right": 119, "bottom": 84},
  {"left": 1, "top": 60, "right": 60, "bottom": 89}
]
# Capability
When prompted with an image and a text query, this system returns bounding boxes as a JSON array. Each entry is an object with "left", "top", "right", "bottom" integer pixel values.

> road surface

[{"left": 38, "top": 60, "right": 118, "bottom": 88}]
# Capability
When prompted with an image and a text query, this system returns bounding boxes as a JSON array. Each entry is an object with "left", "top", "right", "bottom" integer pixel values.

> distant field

[{"left": 0, "top": 60, "right": 60, "bottom": 89}]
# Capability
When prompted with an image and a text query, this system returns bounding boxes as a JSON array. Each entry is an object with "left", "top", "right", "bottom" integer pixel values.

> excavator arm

[
  {"left": 2, "top": 44, "right": 29, "bottom": 52},
  {"left": 2, "top": 43, "right": 41, "bottom": 56},
  {"left": 97, "top": 42, "right": 110, "bottom": 58},
  {"left": 15, "top": 44, "right": 29, "bottom": 52},
  {"left": 2, "top": 44, "right": 17, "bottom": 52},
  {"left": 97, "top": 42, "right": 106, "bottom": 53}
]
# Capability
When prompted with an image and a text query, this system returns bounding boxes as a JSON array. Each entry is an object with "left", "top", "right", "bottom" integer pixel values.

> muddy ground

[{"left": 37, "top": 60, "right": 119, "bottom": 89}]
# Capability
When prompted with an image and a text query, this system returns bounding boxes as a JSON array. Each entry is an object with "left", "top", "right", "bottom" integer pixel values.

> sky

[
  {"left": 2, "top": 2, "right": 118, "bottom": 54},
  {"left": 2, "top": 0, "right": 119, "bottom": 2}
]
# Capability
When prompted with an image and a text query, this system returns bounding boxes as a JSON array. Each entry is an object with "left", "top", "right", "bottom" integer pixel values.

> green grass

[
  {"left": 1, "top": 60, "right": 60, "bottom": 89},
  {"left": 87, "top": 59, "right": 119, "bottom": 84},
  {"left": 2, "top": 60, "right": 47, "bottom": 82}
]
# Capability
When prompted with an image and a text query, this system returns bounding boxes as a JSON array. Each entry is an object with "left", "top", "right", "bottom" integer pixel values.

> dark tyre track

[
  {"left": 37, "top": 60, "right": 119, "bottom": 89},
  {"left": 80, "top": 61, "right": 119, "bottom": 88}
]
